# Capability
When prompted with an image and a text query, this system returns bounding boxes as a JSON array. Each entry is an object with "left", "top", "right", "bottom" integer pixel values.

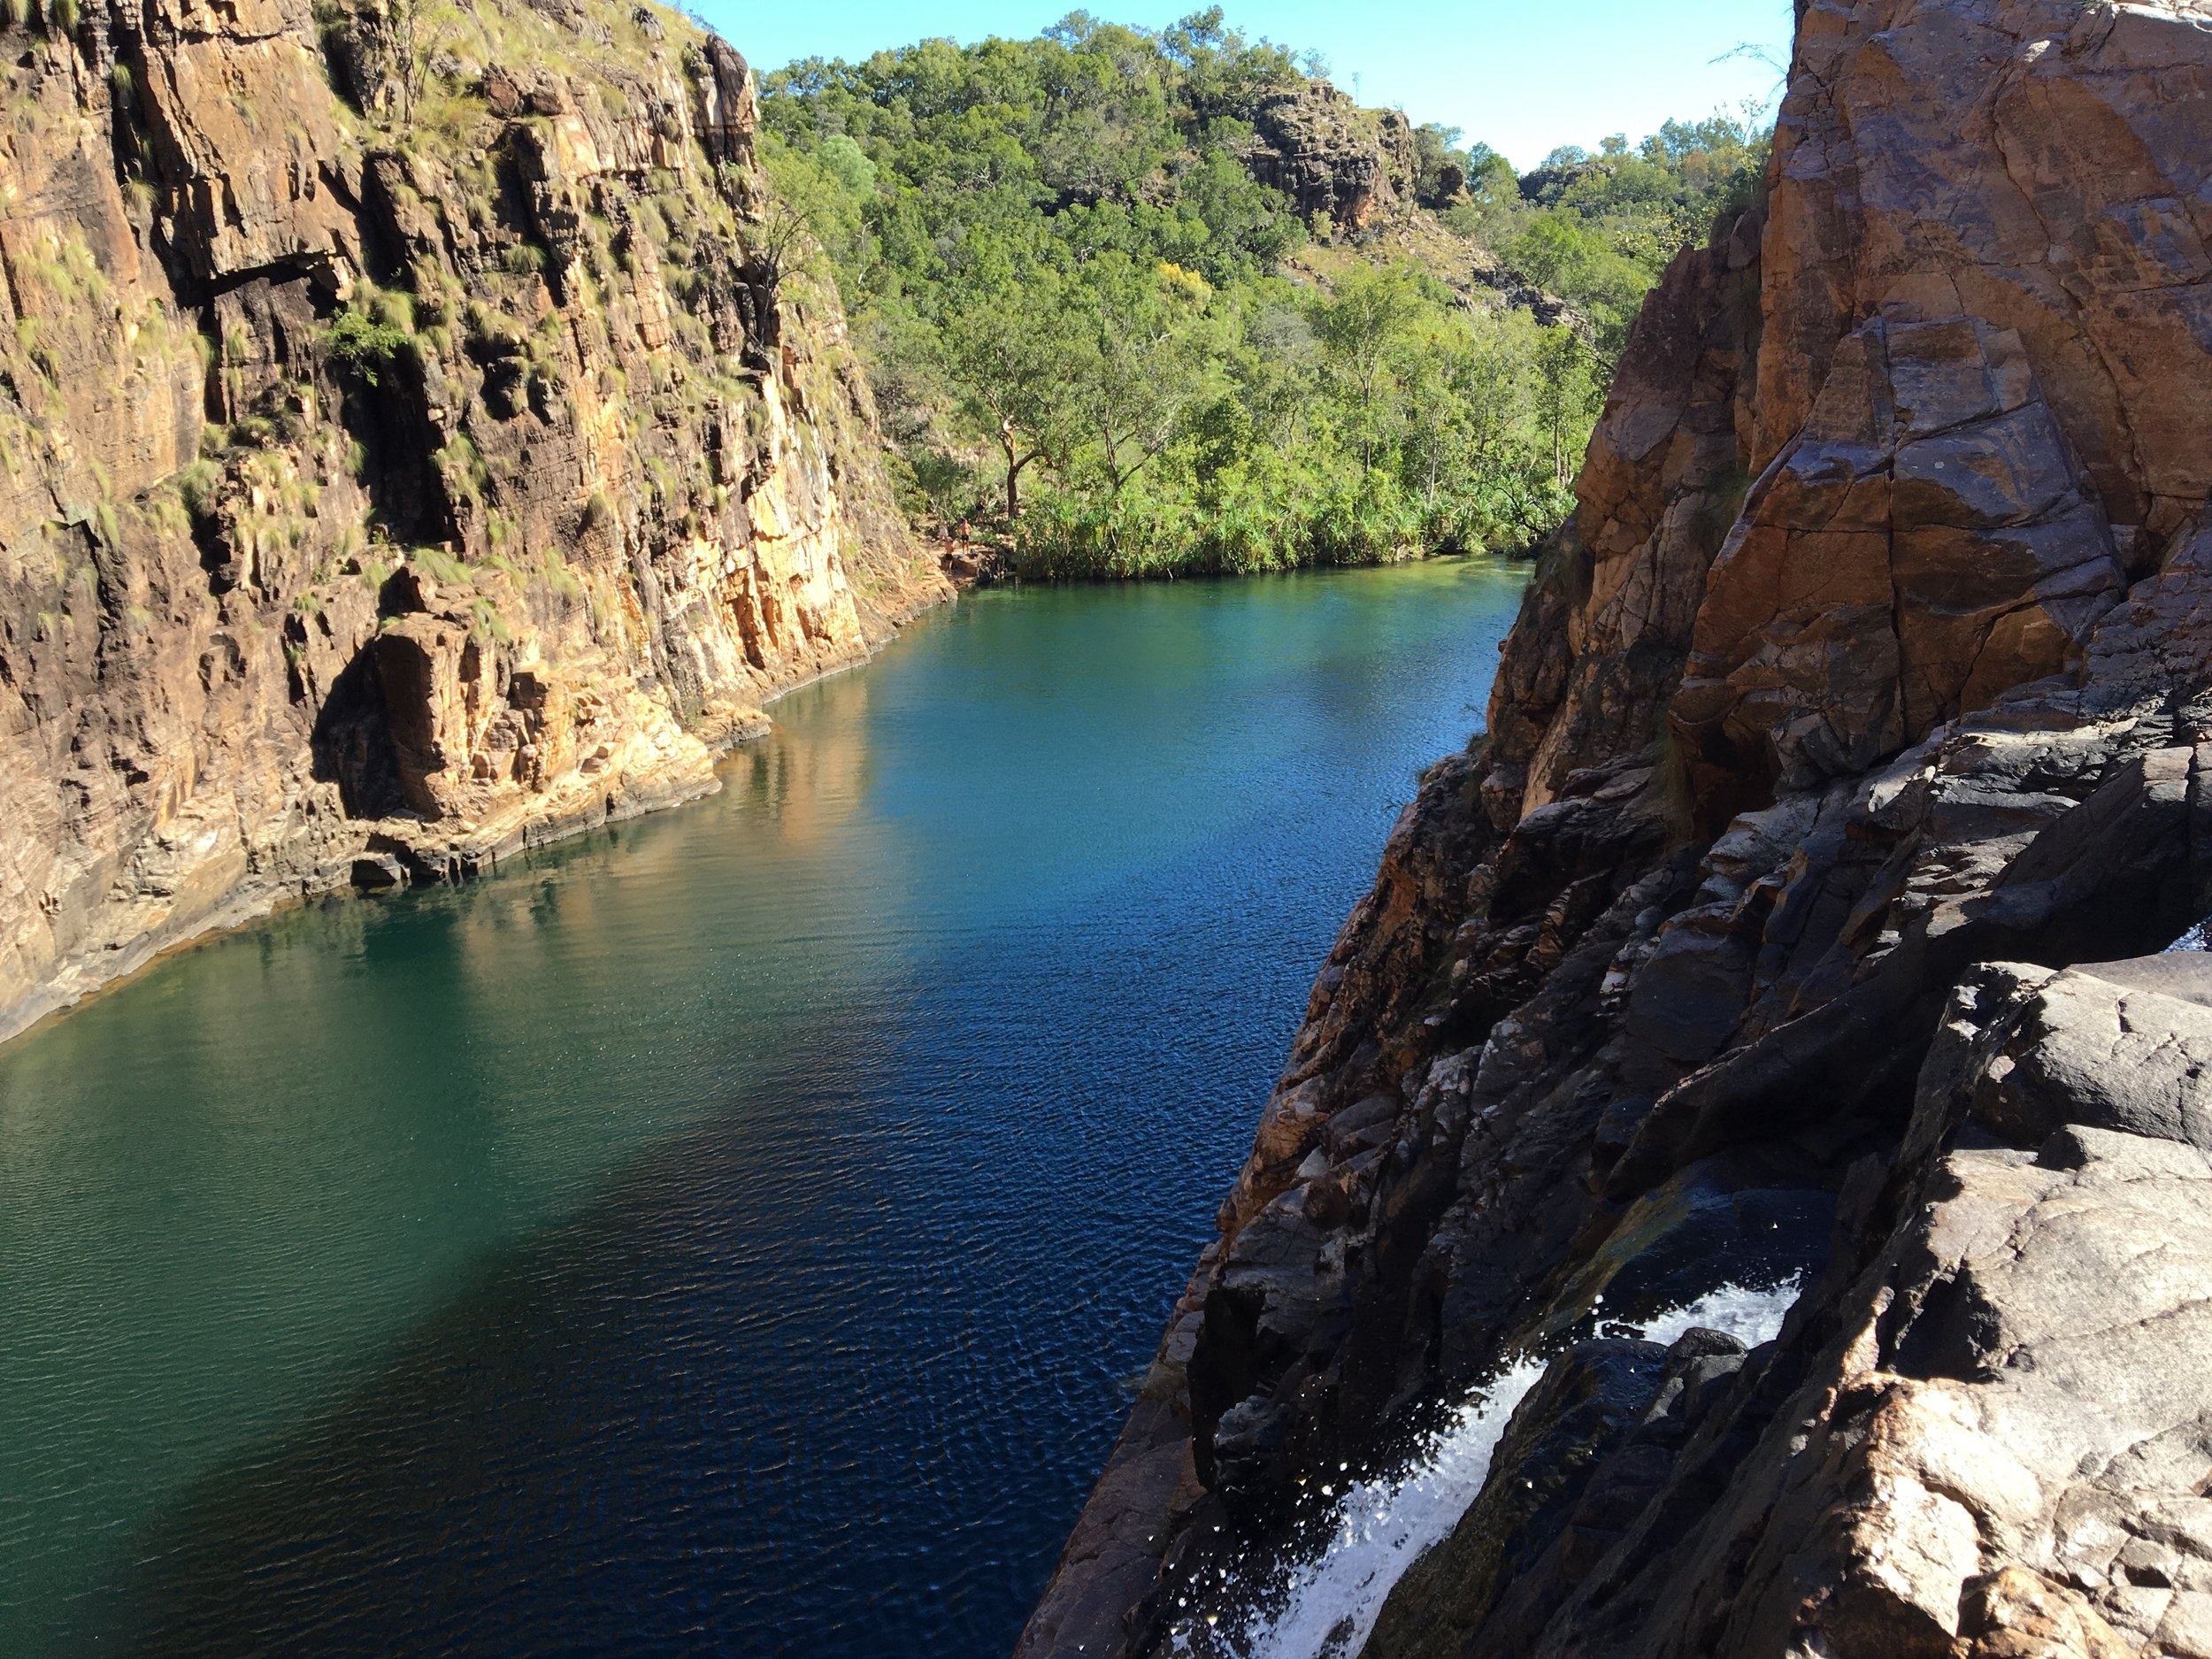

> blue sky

[{"left": 698, "top": 0, "right": 1798, "bottom": 169}]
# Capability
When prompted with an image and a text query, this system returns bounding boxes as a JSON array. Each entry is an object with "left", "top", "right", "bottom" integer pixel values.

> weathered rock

[
  {"left": 1021, "top": 4, "right": 2212, "bottom": 1656},
  {"left": 1677, "top": 318, "right": 2127, "bottom": 809},
  {"left": 0, "top": 0, "right": 949, "bottom": 1040},
  {"left": 1506, "top": 211, "right": 1764, "bottom": 817},
  {"left": 1240, "top": 79, "right": 1416, "bottom": 238},
  {"left": 1475, "top": 959, "right": 2212, "bottom": 1659}
]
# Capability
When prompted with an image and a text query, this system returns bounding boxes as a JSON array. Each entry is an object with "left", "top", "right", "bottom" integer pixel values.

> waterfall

[
  {"left": 1195, "top": 1279, "right": 1804, "bottom": 1659},
  {"left": 1225, "top": 1355, "right": 1548, "bottom": 1659}
]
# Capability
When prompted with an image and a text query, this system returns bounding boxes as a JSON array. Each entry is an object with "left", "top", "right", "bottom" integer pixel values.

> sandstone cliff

[
  {"left": 1020, "top": 4, "right": 2212, "bottom": 1655},
  {"left": 0, "top": 0, "right": 948, "bottom": 1040}
]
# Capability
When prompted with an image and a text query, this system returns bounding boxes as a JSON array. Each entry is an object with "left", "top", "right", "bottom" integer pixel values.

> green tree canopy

[{"left": 758, "top": 17, "right": 1770, "bottom": 578}]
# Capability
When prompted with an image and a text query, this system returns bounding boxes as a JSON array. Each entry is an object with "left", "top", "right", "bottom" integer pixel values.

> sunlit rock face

[
  {"left": 0, "top": 0, "right": 946, "bottom": 1039},
  {"left": 1678, "top": 0, "right": 2212, "bottom": 819},
  {"left": 1240, "top": 78, "right": 1417, "bottom": 236},
  {"left": 1023, "top": 5, "right": 2212, "bottom": 1657}
]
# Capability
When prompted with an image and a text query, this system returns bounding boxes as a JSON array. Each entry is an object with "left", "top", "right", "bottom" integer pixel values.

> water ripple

[{"left": 0, "top": 562, "right": 1527, "bottom": 1658}]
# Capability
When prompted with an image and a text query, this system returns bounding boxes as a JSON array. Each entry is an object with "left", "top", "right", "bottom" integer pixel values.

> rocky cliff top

[
  {"left": 1021, "top": 3, "right": 2212, "bottom": 1655},
  {"left": 1239, "top": 77, "right": 1417, "bottom": 236}
]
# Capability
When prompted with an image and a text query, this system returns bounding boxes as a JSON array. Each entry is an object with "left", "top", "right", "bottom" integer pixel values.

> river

[{"left": 0, "top": 558, "right": 1528, "bottom": 1658}]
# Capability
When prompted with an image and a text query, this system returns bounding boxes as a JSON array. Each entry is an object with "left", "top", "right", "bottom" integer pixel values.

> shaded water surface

[{"left": 0, "top": 560, "right": 1527, "bottom": 1658}]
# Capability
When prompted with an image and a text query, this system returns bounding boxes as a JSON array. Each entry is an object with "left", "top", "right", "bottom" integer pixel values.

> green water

[{"left": 0, "top": 558, "right": 1528, "bottom": 1657}]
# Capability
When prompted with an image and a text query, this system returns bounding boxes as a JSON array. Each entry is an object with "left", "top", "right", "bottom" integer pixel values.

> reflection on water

[{"left": 0, "top": 560, "right": 1528, "bottom": 1657}]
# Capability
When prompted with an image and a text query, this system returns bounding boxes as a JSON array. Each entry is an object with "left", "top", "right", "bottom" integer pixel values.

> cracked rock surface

[
  {"left": 0, "top": 0, "right": 947, "bottom": 1041},
  {"left": 1019, "top": 4, "right": 2212, "bottom": 1656},
  {"left": 1403, "top": 958, "right": 2212, "bottom": 1659}
]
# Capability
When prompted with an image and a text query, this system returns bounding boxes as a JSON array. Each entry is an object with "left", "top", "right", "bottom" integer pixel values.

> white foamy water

[
  {"left": 1219, "top": 1355, "right": 1547, "bottom": 1659},
  {"left": 1208, "top": 1279, "right": 1804, "bottom": 1659},
  {"left": 1634, "top": 1276, "right": 1804, "bottom": 1349}
]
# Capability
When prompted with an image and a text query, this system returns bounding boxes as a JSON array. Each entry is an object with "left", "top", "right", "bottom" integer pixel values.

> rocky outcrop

[
  {"left": 1240, "top": 79, "right": 1416, "bottom": 238},
  {"left": 1019, "top": 3, "right": 2212, "bottom": 1655},
  {"left": 0, "top": 0, "right": 947, "bottom": 1040}
]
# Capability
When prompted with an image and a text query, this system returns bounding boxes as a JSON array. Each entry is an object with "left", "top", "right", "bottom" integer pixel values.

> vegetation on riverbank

[{"left": 761, "top": 10, "right": 1769, "bottom": 579}]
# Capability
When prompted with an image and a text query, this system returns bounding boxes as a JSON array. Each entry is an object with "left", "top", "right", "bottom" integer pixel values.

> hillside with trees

[{"left": 760, "top": 9, "right": 1769, "bottom": 578}]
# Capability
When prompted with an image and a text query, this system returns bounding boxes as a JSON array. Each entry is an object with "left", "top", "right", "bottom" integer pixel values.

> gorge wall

[
  {"left": 0, "top": 0, "right": 946, "bottom": 1041},
  {"left": 1021, "top": 3, "right": 2212, "bottom": 1656}
]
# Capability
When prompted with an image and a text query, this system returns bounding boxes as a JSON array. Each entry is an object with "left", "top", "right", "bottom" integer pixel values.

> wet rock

[
  {"left": 1210, "top": 1396, "right": 1298, "bottom": 1519},
  {"left": 1371, "top": 1328, "right": 1755, "bottom": 1659},
  {"left": 1542, "top": 1158, "right": 1834, "bottom": 1336},
  {"left": 1364, "top": 1338, "right": 1672, "bottom": 1659}
]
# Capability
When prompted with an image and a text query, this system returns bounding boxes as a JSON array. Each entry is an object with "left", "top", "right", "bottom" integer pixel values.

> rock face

[
  {"left": 0, "top": 0, "right": 947, "bottom": 1040},
  {"left": 1360, "top": 958, "right": 2212, "bottom": 1659},
  {"left": 1018, "top": 4, "right": 2212, "bottom": 1656},
  {"left": 1240, "top": 79, "right": 1416, "bottom": 237}
]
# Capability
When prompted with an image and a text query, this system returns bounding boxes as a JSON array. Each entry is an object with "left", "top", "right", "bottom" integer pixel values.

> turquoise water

[{"left": 0, "top": 559, "right": 1527, "bottom": 1657}]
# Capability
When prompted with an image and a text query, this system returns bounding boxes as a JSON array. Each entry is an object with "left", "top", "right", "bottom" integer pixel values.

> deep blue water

[{"left": 0, "top": 560, "right": 1526, "bottom": 1657}]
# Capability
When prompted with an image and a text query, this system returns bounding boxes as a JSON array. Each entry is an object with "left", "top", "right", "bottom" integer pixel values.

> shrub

[{"left": 324, "top": 307, "right": 411, "bottom": 388}]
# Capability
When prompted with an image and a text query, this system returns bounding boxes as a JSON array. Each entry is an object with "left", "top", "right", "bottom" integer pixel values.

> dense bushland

[{"left": 760, "top": 10, "right": 1769, "bottom": 578}]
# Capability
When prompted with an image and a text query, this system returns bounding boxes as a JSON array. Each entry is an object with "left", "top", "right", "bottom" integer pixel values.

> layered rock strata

[
  {"left": 0, "top": 0, "right": 946, "bottom": 1040},
  {"left": 1019, "top": 3, "right": 2212, "bottom": 1655}
]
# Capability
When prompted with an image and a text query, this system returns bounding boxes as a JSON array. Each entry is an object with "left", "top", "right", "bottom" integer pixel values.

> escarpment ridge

[
  {"left": 0, "top": 0, "right": 946, "bottom": 1041},
  {"left": 1021, "top": 3, "right": 2212, "bottom": 1656}
]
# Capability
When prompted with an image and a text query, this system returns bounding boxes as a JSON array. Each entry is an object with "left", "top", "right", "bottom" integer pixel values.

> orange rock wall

[{"left": 0, "top": 0, "right": 947, "bottom": 1039}]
